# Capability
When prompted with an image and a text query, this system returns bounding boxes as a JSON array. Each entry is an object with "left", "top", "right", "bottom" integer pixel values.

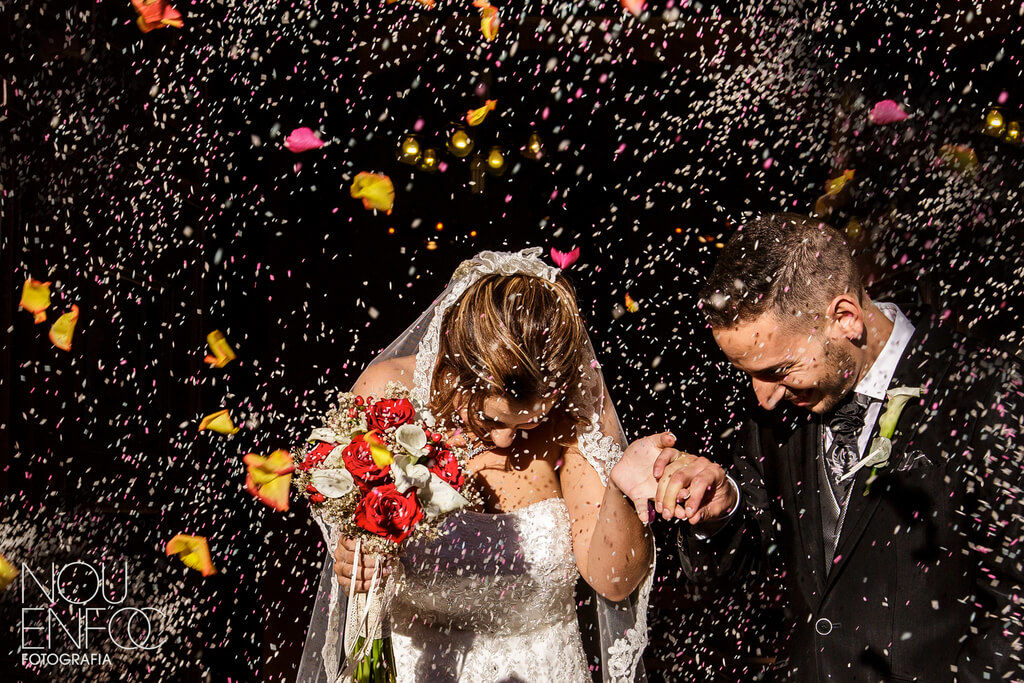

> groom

[{"left": 649, "top": 213, "right": 1024, "bottom": 681}]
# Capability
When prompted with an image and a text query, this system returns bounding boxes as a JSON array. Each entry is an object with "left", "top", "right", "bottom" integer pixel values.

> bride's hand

[
  {"left": 610, "top": 431, "right": 680, "bottom": 520},
  {"left": 334, "top": 536, "right": 391, "bottom": 593}
]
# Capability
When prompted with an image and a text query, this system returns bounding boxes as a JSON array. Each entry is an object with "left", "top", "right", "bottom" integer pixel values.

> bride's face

[{"left": 460, "top": 395, "right": 551, "bottom": 449}]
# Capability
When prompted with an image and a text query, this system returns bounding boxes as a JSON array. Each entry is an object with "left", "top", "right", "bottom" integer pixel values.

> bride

[{"left": 298, "top": 248, "right": 669, "bottom": 682}]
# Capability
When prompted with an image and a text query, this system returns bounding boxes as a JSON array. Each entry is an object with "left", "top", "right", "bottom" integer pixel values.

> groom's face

[{"left": 713, "top": 311, "right": 859, "bottom": 415}]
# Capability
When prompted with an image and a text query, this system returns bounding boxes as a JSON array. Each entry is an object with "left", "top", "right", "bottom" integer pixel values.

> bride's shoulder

[{"left": 352, "top": 355, "right": 417, "bottom": 395}]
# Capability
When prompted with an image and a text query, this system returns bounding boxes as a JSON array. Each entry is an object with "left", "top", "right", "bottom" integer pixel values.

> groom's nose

[{"left": 751, "top": 378, "right": 784, "bottom": 410}]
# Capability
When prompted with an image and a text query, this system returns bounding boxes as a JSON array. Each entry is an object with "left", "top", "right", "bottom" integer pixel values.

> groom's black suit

[{"left": 677, "top": 313, "right": 1024, "bottom": 681}]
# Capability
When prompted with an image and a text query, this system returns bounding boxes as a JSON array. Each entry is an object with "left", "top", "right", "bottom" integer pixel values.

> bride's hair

[{"left": 429, "top": 272, "right": 591, "bottom": 445}]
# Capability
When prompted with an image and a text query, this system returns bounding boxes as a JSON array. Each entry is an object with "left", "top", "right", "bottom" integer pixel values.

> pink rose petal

[
  {"left": 284, "top": 127, "right": 325, "bottom": 153},
  {"left": 868, "top": 100, "right": 908, "bottom": 125},
  {"left": 550, "top": 247, "right": 580, "bottom": 269}
]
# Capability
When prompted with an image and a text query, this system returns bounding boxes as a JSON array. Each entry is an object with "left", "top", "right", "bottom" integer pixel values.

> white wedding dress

[
  {"left": 390, "top": 497, "right": 590, "bottom": 682},
  {"left": 297, "top": 249, "right": 652, "bottom": 683}
]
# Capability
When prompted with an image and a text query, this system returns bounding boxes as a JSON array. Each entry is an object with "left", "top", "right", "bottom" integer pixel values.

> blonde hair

[{"left": 428, "top": 273, "right": 590, "bottom": 445}]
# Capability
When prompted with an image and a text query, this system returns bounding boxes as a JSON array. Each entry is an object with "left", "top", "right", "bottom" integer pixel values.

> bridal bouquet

[{"left": 294, "top": 383, "right": 480, "bottom": 681}]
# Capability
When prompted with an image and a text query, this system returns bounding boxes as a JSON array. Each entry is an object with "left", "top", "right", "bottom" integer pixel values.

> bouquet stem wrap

[{"left": 335, "top": 540, "right": 396, "bottom": 682}]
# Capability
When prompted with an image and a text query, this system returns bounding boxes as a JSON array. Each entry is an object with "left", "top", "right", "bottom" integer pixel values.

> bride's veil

[{"left": 297, "top": 247, "right": 654, "bottom": 682}]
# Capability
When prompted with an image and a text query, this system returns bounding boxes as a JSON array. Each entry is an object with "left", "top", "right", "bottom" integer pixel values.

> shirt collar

[{"left": 854, "top": 302, "right": 915, "bottom": 402}]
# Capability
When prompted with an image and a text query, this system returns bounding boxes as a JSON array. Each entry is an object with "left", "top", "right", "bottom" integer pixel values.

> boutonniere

[{"left": 839, "top": 386, "right": 923, "bottom": 492}]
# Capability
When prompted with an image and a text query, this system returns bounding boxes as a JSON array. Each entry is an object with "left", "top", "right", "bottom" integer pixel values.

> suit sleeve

[
  {"left": 956, "top": 355, "right": 1024, "bottom": 681},
  {"left": 675, "top": 418, "right": 777, "bottom": 585}
]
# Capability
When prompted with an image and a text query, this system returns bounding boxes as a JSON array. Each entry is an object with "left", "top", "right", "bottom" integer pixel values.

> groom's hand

[{"left": 653, "top": 450, "right": 736, "bottom": 525}]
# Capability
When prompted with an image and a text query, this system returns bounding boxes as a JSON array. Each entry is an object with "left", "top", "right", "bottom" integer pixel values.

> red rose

[
  {"left": 366, "top": 398, "right": 415, "bottom": 432},
  {"left": 429, "top": 449, "right": 465, "bottom": 491},
  {"left": 354, "top": 483, "right": 424, "bottom": 543},
  {"left": 298, "top": 441, "right": 336, "bottom": 472},
  {"left": 341, "top": 435, "right": 390, "bottom": 488}
]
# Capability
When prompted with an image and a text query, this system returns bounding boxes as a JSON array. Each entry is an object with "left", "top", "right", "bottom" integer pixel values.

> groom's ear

[{"left": 827, "top": 293, "right": 865, "bottom": 343}]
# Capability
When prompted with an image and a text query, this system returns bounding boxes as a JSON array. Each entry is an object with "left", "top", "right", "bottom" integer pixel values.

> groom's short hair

[{"left": 699, "top": 212, "right": 863, "bottom": 329}]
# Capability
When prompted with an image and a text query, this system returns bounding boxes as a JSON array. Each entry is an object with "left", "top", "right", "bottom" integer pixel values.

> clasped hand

[{"left": 610, "top": 432, "right": 737, "bottom": 528}]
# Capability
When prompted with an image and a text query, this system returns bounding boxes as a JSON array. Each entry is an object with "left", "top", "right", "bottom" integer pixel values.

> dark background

[{"left": 1, "top": 0, "right": 1021, "bottom": 680}]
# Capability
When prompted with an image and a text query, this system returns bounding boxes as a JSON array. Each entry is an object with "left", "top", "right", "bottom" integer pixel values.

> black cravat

[
  {"left": 825, "top": 393, "right": 869, "bottom": 498},
  {"left": 820, "top": 393, "right": 869, "bottom": 570}
]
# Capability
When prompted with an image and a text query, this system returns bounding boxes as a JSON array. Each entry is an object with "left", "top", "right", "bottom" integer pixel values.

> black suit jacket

[{"left": 677, "top": 314, "right": 1024, "bottom": 681}]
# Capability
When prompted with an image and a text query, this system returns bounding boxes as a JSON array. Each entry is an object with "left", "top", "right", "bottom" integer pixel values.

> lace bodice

[{"left": 388, "top": 497, "right": 590, "bottom": 682}]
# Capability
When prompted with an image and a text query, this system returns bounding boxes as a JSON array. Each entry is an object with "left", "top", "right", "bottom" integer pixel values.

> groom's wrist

[{"left": 691, "top": 475, "right": 741, "bottom": 540}]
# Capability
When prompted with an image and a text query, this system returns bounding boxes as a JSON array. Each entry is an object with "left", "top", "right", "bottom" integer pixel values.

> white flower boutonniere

[{"left": 839, "top": 386, "right": 923, "bottom": 489}]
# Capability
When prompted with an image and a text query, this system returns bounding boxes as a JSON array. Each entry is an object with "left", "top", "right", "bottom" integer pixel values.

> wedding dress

[
  {"left": 297, "top": 248, "right": 653, "bottom": 683},
  {"left": 390, "top": 497, "right": 590, "bottom": 682}
]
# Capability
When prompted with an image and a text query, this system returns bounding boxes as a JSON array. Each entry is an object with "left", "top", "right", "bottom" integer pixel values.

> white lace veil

[{"left": 297, "top": 247, "right": 654, "bottom": 682}]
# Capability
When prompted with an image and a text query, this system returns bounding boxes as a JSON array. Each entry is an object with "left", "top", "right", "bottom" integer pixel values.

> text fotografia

[
  {"left": 22, "top": 652, "right": 113, "bottom": 667},
  {"left": 19, "top": 560, "right": 166, "bottom": 664}
]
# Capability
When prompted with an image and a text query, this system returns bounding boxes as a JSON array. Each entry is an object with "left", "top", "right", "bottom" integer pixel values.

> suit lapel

[{"left": 822, "top": 315, "right": 957, "bottom": 594}]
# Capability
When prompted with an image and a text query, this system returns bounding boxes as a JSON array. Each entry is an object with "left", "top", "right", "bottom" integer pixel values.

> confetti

[{"left": 938, "top": 144, "right": 979, "bottom": 175}]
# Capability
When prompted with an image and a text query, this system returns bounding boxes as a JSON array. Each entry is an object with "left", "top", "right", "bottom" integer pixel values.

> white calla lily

[
  {"left": 389, "top": 450, "right": 470, "bottom": 519},
  {"left": 395, "top": 423, "right": 428, "bottom": 459},
  {"left": 879, "top": 386, "right": 922, "bottom": 439},
  {"left": 311, "top": 468, "right": 356, "bottom": 498},
  {"left": 308, "top": 427, "right": 338, "bottom": 443},
  {"left": 863, "top": 436, "right": 892, "bottom": 468},
  {"left": 321, "top": 445, "right": 346, "bottom": 469},
  {"left": 418, "top": 476, "right": 470, "bottom": 518},
  {"left": 392, "top": 462, "right": 433, "bottom": 495}
]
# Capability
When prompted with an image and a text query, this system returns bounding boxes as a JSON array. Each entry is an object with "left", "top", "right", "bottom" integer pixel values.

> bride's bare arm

[
  {"left": 561, "top": 447, "right": 653, "bottom": 601},
  {"left": 560, "top": 396, "right": 658, "bottom": 601}
]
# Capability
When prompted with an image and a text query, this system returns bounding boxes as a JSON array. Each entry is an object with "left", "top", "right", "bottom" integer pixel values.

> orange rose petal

[
  {"left": 203, "top": 330, "right": 236, "bottom": 367},
  {"left": 825, "top": 169, "right": 855, "bottom": 196},
  {"left": 480, "top": 6, "right": 500, "bottom": 41},
  {"left": 466, "top": 99, "right": 497, "bottom": 126},
  {"left": 198, "top": 409, "right": 240, "bottom": 435},
  {"left": 48, "top": 304, "right": 79, "bottom": 352},
  {"left": 19, "top": 279, "right": 51, "bottom": 324},
  {"left": 131, "top": 0, "right": 183, "bottom": 32},
  {"left": 350, "top": 172, "right": 395, "bottom": 215},
  {"left": 246, "top": 472, "right": 292, "bottom": 512},
  {"left": 165, "top": 534, "right": 217, "bottom": 577},
  {"left": 621, "top": 0, "right": 645, "bottom": 16},
  {"left": 244, "top": 449, "right": 294, "bottom": 511},
  {"left": 0, "top": 552, "right": 18, "bottom": 591}
]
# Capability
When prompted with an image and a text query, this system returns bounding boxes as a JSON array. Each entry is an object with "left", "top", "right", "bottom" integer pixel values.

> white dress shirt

[
  {"left": 696, "top": 302, "right": 915, "bottom": 539},
  {"left": 823, "top": 302, "right": 915, "bottom": 460}
]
